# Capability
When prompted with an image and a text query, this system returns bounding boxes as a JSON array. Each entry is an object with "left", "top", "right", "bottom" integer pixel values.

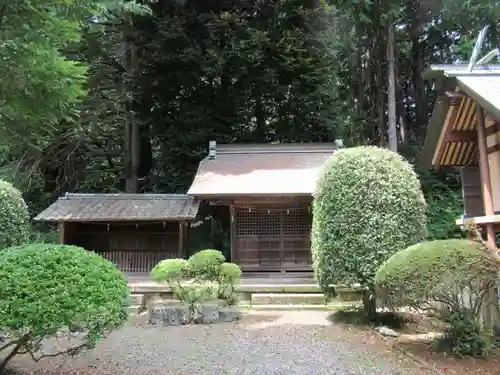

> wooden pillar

[
  {"left": 230, "top": 205, "right": 235, "bottom": 264},
  {"left": 178, "top": 221, "right": 184, "bottom": 258},
  {"left": 58, "top": 222, "right": 66, "bottom": 244},
  {"left": 476, "top": 103, "right": 496, "bottom": 247}
]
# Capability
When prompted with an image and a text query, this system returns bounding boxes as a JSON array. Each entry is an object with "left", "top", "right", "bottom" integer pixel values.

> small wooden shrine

[
  {"left": 187, "top": 142, "right": 336, "bottom": 272},
  {"left": 34, "top": 193, "right": 200, "bottom": 274},
  {"left": 421, "top": 64, "right": 500, "bottom": 246}
]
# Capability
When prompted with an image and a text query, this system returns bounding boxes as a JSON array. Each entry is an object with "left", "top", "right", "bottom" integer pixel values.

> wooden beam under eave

[
  {"left": 446, "top": 130, "right": 476, "bottom": 142},
  {"left": 476, "top": 104, "right": 496, "bottom": 247},
  {"left": 432, "top": 103, "right": 460, "bottom": 166}
]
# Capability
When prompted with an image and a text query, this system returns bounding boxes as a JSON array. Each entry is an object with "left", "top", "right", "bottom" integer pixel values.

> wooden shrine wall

[
  {"left": 230, "top": 199, "right": 312, "bottom": 271},
  {"left": 61, "top": 221, "right": 184, "bottom": 274}
]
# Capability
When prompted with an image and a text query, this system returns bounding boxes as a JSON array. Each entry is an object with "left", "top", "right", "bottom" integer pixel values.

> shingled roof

[
  {"left": 34, "top": 193, "right": 200, "bottom": 222},
  {"left": 187, "top": 143, "right": 336, "bottom": 196}
]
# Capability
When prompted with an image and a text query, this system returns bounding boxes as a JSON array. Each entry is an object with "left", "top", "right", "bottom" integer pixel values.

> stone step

[
  {"left": 251, "top": 293, "right": 327, "bottom": 305},
  {"left": 238, "top": 303, "right": 354, "bottom": 311},
  {"left": 128, "top": 305, "right": 143, "bottom": 315},
  {"left": 128, "top": 282, "right": 364, "bottom": 294},
  {"left": 129, "top": 293, "right": 144, "bottom": 306}
]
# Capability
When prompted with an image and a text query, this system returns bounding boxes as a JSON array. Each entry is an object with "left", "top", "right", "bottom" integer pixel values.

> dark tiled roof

[
  {"left": 34, "top": 193, "right": 200, "bottom": 222},
  {"left": 187, "top": 143, "right": 336, "bottom": 196}
]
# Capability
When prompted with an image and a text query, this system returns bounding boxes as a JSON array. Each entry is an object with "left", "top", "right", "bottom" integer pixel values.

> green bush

[
  {"left": 438, "top": 310, "right": 493, "bottom": 358},
  {"left": 150, "top": 250, "right": 241, "bottom": 306},
  {"left": 187, "top": 249, "right": 225, "bottom": 280},
  {"left": 150, "top": 258, "right": 188, "bottom": 283},
  {"left": 0, "top": 180, "right": 30, "bottom": 249},
  {"left": 312, "top": 146, "right": 427, "bottom": 316},
  {"left": 375, "top": 239, "right": 497, "bottom": 311},
  {"left": 216, "top": 262, "right": 242, "bottom": 304},
  {"left": 375, "top": 239, "right": 498, "bottom": 358},
  {"left": 0, "top": 243, "right": 129, "bottom": 371}
]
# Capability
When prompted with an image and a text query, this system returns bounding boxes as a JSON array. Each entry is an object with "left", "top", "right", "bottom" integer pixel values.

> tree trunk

[
  {"left": 362, "top": 290, "right": 377, "bottom": 321},
  {"left": 254, "top": 87, "right": 266, "bottom": 142},
  {"left": 387, "top": 21, "right": 397, "bottom": 152},
  {"left": 411, "top": 34, "right": 427, "bottom": 140},
  {"left": 123, "top": 33, "right": 139, "bottom": 193},
  {"left": 376, "top": 56, "right": 385, "bottom": 146},
  {"left": 0, "top": 340, "right": 25, "bottom": 373}
]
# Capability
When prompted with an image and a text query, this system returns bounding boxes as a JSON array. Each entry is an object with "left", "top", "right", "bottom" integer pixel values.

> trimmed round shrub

[
  {"left": 0, "top": 180, "right": 30, "bottom": 249},
  {"left": 375, "top": 239, "right": 498, "bottom": 358},
  {"left": 187, "top": 249, "right": 225, "bottom": 279},
  {"left": 0, "top": 243, "right": 129, "bottom": 365},
  {"left": 312, "top": 146, "right": 427, "bottom": 290},
  {"left": 375, "top": 239, "right": 498, "bottom": 310},
  {"left": 150, "top": 258, "right": 188, "bottom": 282},
  {"left": 219, "top": 262, "right": 242, "bottom": 282}
]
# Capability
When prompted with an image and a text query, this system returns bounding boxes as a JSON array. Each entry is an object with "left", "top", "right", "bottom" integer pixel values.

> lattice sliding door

[
  {"left": 233, "top": 207, "right": 312, "bottom": 270},
  {"left": 281, "top": 208, "right": 312, "bottom": 267}
]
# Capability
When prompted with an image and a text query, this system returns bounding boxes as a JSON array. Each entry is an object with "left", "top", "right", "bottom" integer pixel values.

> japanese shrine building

[
  {"left": 34, "top": 193, "right": 199, "bottom": 275},
  {"left": 421, "top": 64, "right": 500, "bottom": 246},
  {"left": 187, "top": 142, "right": 336, "bottom": 272}
]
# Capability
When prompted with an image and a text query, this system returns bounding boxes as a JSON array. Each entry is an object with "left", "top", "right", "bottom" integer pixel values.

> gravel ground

[{"left": 6, "top": 311, "right": 433, "bottom": 375}]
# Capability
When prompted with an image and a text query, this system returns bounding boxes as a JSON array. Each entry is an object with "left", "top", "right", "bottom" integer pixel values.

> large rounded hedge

[
  {"left": 0, "top": 243, "right": 129, "bottom": 353},
  {"left": 375, "top": 239, "right": 498, "bottom": 310},
  {"left": 0, "top": 180, "right": 30, "bottom": 249},
  {"left": 311, "top": 146, "right": 427, "bottom": 289}
]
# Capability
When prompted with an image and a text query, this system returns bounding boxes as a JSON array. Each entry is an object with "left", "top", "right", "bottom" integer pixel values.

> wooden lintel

[
  {"left": 487, "top": 143, "right": 500, "bottom": 155},
  {"left": 485, "top": 120, "right": 500, "bottom": 137}
]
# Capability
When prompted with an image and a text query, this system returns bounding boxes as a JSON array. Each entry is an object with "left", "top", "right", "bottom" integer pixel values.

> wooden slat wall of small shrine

[
  {"left": 230, "top": 199, "right": 312, "bottom": 271},
  {"left": 61, "top": 222, "right": 183, "bottom": 274}
]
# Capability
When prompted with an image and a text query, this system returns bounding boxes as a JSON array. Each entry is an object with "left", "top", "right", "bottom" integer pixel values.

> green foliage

[
  {"left": 0, "top": 243, "right": 129, "bottom": 368},
  {"left": 29, "top": 227, "right": 59, "bottom": 244},
  {"left": 419, "top": 168, "right": 464, "bottom": 240},
  {"left": 0, "top": 180, "right": 30, "bottom": 249},
  {"left": 219, "top": 263, "right": 242, "bottom": 282},
  {"left": 150, "top": 258, "right": 189, "bottom": 283},
  {"left": 150, "top": 250, "right": 241, "bottom": 306},
  {"left": 437, "top": 310, "right": 493, "bottom": 358},
  {"left": 425, "top": 189, "right": 464, "bottom": 240},
  {"left": 375, "top": 239, "right": 497, "bottom": 310},
  {"left": 375, "top": 239, "right": 498, "bottom": 358},
  {"left": 312, "top": 146, "right": 427, "bottom": 291},
  {"left": 216, "top": 263, "right": 242, "bottom": 304},
  {"left": 0, "top": 0, "right": 152, "bottom": 150},
  {"left": 187, "top": 249, "right": 226, "bottom": 280}
]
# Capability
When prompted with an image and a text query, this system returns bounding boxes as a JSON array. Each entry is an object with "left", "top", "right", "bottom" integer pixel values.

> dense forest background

[{"left": 1, "top": 0, "right": 499, "bottom": 242}]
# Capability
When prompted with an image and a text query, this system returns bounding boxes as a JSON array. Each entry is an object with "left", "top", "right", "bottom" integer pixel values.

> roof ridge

[{"left": 61, "top": 193, "right": 192, "bottom": 200}]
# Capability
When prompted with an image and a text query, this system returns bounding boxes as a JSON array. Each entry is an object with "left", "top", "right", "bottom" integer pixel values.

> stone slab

[{"left": 252, "top": 293, "right": 327, "bottom": 305}]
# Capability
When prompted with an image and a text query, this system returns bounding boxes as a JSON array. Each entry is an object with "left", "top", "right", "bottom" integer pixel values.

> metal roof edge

[
  {"left": 422, "top": 64, "right": 500, "bottom": 80},
  {"left": 457, "top": 77, "right": 500, "bottom": 121},
  {"left": 215, "top": 143, "right": 337, "bottom": 155},
  {"left": 186, "top": 192, "right": 314, "bottom": 198}
]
